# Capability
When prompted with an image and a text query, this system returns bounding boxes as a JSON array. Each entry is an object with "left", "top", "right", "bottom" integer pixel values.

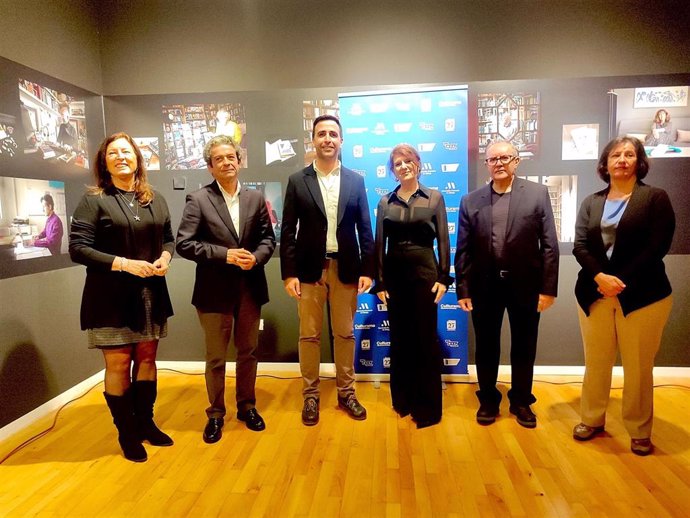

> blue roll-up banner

[{"left": 339, "top": 86, "right": 469, "bottom": 377}]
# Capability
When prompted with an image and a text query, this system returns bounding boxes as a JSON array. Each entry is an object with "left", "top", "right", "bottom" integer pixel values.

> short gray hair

[
  {"left": 485, "top": 139, "right": 518, "bottom": 157},
  {"left": 203, "top": 135, "right": 242, "bottom": 166}
]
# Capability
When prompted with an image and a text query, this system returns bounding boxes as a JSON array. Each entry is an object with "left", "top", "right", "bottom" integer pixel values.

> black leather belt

[{"left": 325, "top": 252, "right": 339, "bottom": 259}]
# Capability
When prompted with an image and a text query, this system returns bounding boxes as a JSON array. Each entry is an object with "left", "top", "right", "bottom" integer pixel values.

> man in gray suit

[
  {"left": 177, "top": 135, "right": 275, "bottom": 443},
  {"left": 455, "top": 140, "right": 559, "bottom": 428}
]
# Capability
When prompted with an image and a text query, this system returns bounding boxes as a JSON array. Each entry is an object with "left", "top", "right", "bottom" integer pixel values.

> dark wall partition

[{"left": 2, "top": 0, "right": 690, "bottom": 428}]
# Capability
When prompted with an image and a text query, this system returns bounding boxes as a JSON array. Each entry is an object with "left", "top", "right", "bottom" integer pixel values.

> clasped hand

[
  {"left": 594, "top": 272, "right": 626, "bottom": 298},
  {"left": 227, "top": 248, "right": 257, "bottom": 270}
]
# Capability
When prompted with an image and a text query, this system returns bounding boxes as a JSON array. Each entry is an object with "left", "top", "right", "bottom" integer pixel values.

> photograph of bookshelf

[
  {"left": 303, "top": 99, "right": 338, "bottom": 165},
  {"left": 544, "top": 175, "right": 577, "bottom": 242},
  {"left": 162, "top": 102, "right": 246, "bottom": 170},
  {"left": 18, "top": 79, "right": 89, "bottom": 168},
  {"left": 477, "top": 93, "right": 540, "bottom": 157}
]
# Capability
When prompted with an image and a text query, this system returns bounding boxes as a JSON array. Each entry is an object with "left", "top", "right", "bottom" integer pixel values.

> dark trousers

[
  {"left": 386, "top": 247, "right": 443, "bottom": 422},
  {"left": 197, "top": 285, "right": 261, "bottom": 418},
  {"left": 471, "top": 277, "right": 540, "bottom": 407}
]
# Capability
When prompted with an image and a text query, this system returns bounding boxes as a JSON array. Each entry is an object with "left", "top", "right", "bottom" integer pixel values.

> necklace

[{"left": 116, "top": 189, "right": 140, "bottom": 221}]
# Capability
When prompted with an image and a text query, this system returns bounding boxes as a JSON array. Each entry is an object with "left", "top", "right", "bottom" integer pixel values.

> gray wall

[
  {"left": 2, "top": 0, "right": 690, "bottom": 427},
  {"left": 96, "top": 0, "right": 690, "bottom": 95},
  {"left": 0, "top": 0, "right": 102, "bottom": 94}
]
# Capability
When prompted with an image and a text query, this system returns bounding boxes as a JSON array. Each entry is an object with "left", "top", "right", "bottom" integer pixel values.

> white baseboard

[{"left": 2, "top": 363, "right": 689, "bottom": 442}]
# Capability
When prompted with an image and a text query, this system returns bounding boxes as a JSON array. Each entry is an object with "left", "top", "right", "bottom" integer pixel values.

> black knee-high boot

[
  {"left": 104, "top": 390, "right": 147, "bottom": 462},
  {"left": 132, "top": 380, "right": 173, "bottom": 446}
]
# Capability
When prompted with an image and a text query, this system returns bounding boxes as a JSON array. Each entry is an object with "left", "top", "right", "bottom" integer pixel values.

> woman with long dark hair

[{"left": 69, "top": 132, "right": 174, "bottom": 462}]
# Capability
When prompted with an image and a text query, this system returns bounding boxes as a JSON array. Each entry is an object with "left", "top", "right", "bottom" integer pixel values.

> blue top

[{"left": 601, "top": 198, "right": 630, "bottom": 259}]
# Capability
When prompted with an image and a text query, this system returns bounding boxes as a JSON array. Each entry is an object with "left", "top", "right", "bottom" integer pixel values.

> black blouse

[{"left": 375, "top": 184, "right": 453, "bottom": 292}]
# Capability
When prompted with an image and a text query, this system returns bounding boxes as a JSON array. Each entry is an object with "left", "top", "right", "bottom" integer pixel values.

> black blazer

[
  {"left": 176, "top": 182, "right": 275, "bottom": 312},
  {"left": 280, "top": 164, "right": 375, "bottom": 284},
  {"left": 573, "top": 182, "right": 674, "bottom": 316},
  {"left": 455, "top": 177, "right": 560, "bottom": 302}
]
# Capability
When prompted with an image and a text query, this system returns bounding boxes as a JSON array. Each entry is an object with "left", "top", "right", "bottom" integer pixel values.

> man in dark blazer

[
  {"left": 455, "top": 140, "right": 559, "bottom": 428},
  {"left": 177, "top": 135, "right": 275, "bottom": 443},
  {"left": 281, "top": 114, "right": 375, "bottom": 426}
]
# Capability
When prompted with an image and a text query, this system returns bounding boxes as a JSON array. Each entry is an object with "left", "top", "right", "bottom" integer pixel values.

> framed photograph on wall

[{"left": 477, "top": 92, "right": 540, "bottom": 158}]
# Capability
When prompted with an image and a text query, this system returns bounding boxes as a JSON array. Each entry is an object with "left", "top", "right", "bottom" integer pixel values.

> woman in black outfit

[
  {"left": 69, "top": 132, "right": 174, "bottom": 462},
  {"left": 374, "top": 143, "right": 453, "bottom": 428}
]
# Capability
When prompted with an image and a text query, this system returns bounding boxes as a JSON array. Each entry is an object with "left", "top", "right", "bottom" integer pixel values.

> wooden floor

[{"left": 1, "top": 371, "right": 690, "bottom": 518}]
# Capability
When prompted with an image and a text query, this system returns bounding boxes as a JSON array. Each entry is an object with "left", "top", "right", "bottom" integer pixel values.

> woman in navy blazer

[{"left": 572, "top": 136, "right": 675, "bottom": 456}]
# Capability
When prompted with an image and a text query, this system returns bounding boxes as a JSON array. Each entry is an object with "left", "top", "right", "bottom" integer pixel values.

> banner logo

[
  {"left": 445, "top": 118, "right": 456, "bottom": 131},
  {"left": 441, "top": 163, "right": 460, "bottom": 173},
  {"left": 442, "top": 142, "right": 459, "bottom": 151},
  {"left": 361, "top": 339, "right": 371, "bottom": 350},
  {"left": 355, "top": 323, "right": 376, "bottom": 330},
  {"left": 376, "top": 165, "right": 387, "bottom": 178},
  {"left": 353, "top": 145, "right": 363, "bottom": 158},
  {"left": 447, "top": 320, "right": 457, "bottom": 331},
  {"left": 418, "top": 143, "right": 436, "bottom": 152},
  {"left": 346, "top": 127, "right": 369, "bottom": 134},
  {"left": 443, "top": 358, "right": 461, "bottom": 366},
  {"left": 420, "top": 162, "right": 436, "bottom": 175},
  {"left": 419, "top": 122, "right": 435, "bottom": 131},
  {"left": 394, "top": 122, "right": 412, "bottom": 133},
  {"left": 383, "top": 357, "right": 391, "bottom": 368},
  {"left": 377, "top": 303, "right": 388, "bottom": 311},
  {"left": 376, "top": 340, "right": 391, "bottom": 347},
  {"left": 360, "top": 359, "right": 374, "bottom": 367},
  {"left": 420, "top": 99, "right": 432, "bottom": 112},
  {"left": 372, "top": 123, "right": 388, "bottom": 136}
]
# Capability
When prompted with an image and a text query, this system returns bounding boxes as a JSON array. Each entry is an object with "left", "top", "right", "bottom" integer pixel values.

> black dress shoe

[
  {"left": 237, "top": 408, "right": 266, "bottom": 432},
  {"left": 203, "top": 417, "right": 224, "bottom": 443},
  {"left": 302, "top": 397, "right": 319, "bottom": 426},
  {"left": 510, "top": 405, "right": 537, "bottom": 428},
  {"left": 476, "top": 403, "right": 499, "bottom": 425}
]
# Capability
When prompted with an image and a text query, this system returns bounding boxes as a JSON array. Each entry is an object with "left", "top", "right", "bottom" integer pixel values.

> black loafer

[
  {"left": 203, "top": 417, "right": 224, "bottom": 443},
  {"left": 476, "top": 403, "right": 499, "bottom": 425},
  {"left": 237, "top": 408, "right": 266, "bottom": 432},
  {"left": 510, "top": 405, "right": 537, "bottom": 428}
]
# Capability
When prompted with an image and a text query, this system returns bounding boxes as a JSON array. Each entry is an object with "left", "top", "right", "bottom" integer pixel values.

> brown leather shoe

[
  {"left": 302, "top": 397, "right": 319, "bottom": 426},
  {"left": 631, "top": 438, "right": 653, "bottom": 456},
  {"left": 573, "top": 423, "right": 605, "bottom": 441},
  {"left": 338, "top": 394, "right": 367, "bottom": 420}
]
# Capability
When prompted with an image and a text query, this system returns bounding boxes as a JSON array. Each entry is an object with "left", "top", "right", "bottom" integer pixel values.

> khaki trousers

[
  {"left": 298, "top": 259, "right": 357, "bottom": 399},
  {"left": 578, "top": 295, "right": 672, "bottom": 439}
]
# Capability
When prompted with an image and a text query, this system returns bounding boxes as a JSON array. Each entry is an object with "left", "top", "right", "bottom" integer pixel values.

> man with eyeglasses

[{"left": 455, "top": 140, "right": 559, "bottom": 428}]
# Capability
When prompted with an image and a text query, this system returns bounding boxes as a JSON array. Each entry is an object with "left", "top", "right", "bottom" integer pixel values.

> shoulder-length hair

[
  {"left": 388, "top": 143, "right": 422, "bottom": 178},
  {"left": 596, "top": 136, "right": 649, "bottom": 183},
  {"left": 654, "top": 109, "right": 671, "bottom": 123},
  {"left": 89, "top": 132, "right": 154, "bottom": 205}
]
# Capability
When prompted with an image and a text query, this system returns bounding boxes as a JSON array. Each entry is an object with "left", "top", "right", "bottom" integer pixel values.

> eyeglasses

[{"left": 485, "top": 155, "right": 518, "bottom": 166}]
